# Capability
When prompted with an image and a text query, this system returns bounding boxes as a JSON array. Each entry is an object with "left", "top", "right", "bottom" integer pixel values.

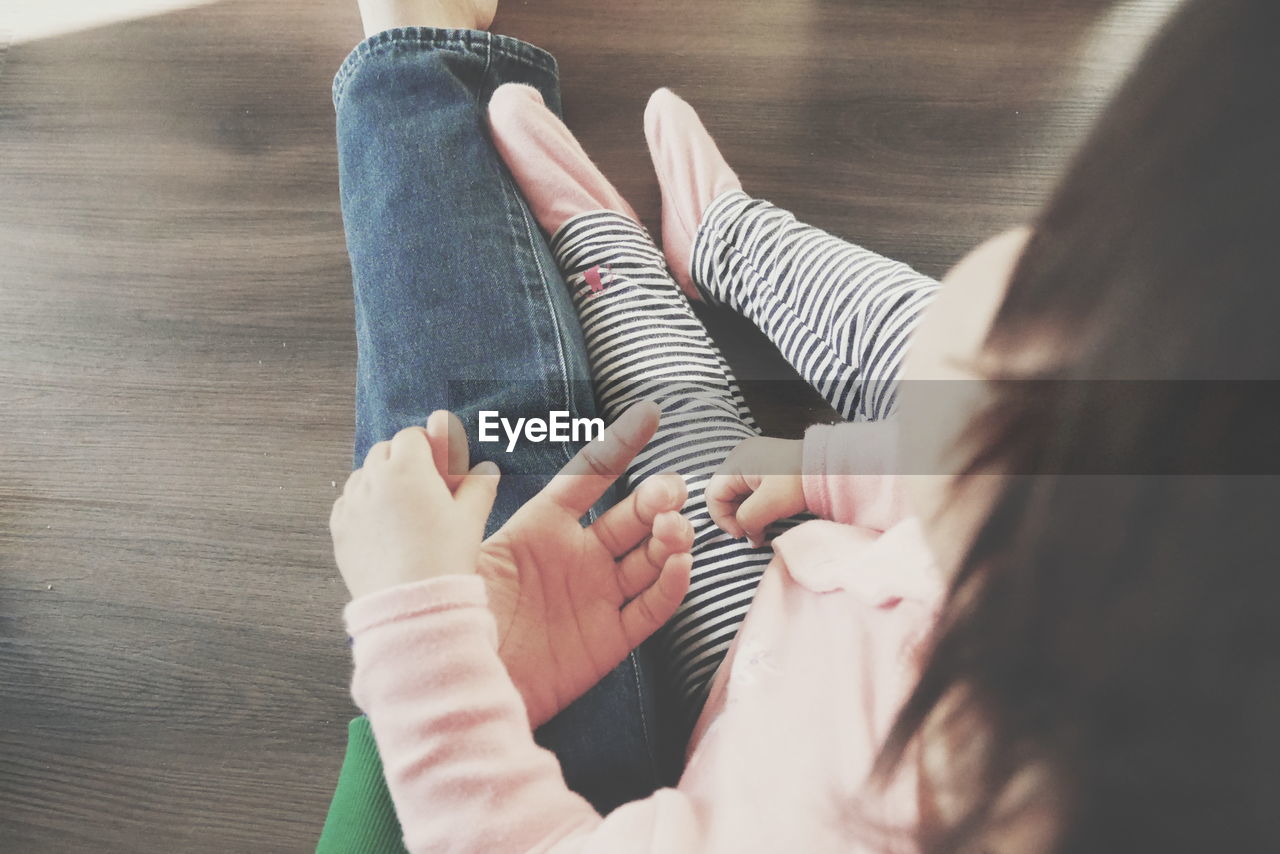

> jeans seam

[
  {"left": 628, "top": 650, "right": 661, "bottom": 783},
  {"left": 505, "top": 175, "right": 585, "bottom": 474},
  {"left": 482, "top": 39, "right": 585, "bottom": 482},
  {"left": 480, "top": 59, "right": 587, "bottom": 503},
  {"left": 478, "top": 30, "right": 492, "bottom": 106},
  {"left": 332, "top": 27, "right": 558, "bottom": 110}
]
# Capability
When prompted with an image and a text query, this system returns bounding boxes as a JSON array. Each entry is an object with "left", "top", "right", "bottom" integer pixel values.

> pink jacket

[{"left": 345, "top": 420, "right": 942, "bottom": 854}]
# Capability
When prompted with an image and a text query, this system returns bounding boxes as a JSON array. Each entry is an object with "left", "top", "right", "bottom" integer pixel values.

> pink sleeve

[
  {"left": 801, "top": 420, "right": 912, "bottom": 530},
  {"left": 345, "top": 576, "right": 704, "bottom": 854}
]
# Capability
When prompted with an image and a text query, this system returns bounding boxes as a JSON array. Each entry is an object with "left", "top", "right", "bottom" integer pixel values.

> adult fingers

[
  {"left": 615, "top": 510, "right": 693, "bottom": 599},
  {"left": 591, "top": 473, "right": 687, "bottom": 557},
  {"left": 538, "top": 400, "right": 660, "bottom": 518},
  {"left": 620, "top": 552, "right": 692, "bottom": 649}
]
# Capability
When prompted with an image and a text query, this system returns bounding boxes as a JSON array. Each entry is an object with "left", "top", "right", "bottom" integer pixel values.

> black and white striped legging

[{"left": 548, "top": 190, "right": 939, "bottom": 723}]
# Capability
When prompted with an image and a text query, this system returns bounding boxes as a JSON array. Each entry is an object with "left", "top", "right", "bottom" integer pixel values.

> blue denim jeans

[{"left": 333, "top": 27, "right": 664, "bottom": 814}]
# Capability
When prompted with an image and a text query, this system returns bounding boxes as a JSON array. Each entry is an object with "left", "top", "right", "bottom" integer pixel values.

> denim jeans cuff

[{"left": 332, "top": 27, "right": 558, "bottom": 110}]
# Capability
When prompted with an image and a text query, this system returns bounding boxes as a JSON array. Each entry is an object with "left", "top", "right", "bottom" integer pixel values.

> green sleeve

[{"left": 316, "top": 716, "right": 408, "bottom": 854}]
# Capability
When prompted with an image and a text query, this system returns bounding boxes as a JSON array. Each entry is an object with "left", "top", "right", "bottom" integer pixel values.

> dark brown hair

[{"left": 877, "top": 1, "right": 1280, "bottom": 851}]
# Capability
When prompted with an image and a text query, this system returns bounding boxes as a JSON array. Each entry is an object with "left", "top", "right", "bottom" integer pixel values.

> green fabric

[{"left": 316, "top": 716, "right": 407, "bottom": 854}]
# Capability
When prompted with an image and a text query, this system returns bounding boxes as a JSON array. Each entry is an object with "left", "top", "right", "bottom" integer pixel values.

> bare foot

[{"left": 358, "top": 0, "right": 498, "bottom": 37}]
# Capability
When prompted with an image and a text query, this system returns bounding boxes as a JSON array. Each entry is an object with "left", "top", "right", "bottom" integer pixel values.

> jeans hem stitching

[{"left": 332, "top": 27, "right": 558, "bottom": 110}]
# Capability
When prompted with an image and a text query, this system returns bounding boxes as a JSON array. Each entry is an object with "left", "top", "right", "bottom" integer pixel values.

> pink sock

[
  {"left": 643, "top": 88, "right": 743, "bottom": 300},
  {"left": 487, "top": 84, "right": 638, "bottom": 237}
]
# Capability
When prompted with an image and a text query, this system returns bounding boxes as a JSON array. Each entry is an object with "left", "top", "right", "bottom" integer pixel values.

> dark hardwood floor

[{"left": 0, "top": 1, "right": 1175, "bottom": 850}]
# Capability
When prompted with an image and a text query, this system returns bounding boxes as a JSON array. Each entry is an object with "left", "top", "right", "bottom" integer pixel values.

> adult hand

[{"left": 428, "top": 403, "right": 693, "bottom": 728}]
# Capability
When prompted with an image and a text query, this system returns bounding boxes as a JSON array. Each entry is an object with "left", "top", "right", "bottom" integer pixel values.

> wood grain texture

[{"left": 0, "top": 0, "right": 1176, "bottom": 850}]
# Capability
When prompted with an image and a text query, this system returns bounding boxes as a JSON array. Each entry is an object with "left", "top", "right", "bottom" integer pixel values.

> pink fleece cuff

[
  {"left": 344, "top": 574, "right": 489, "bottom": 638},
  {"left": 801, "top": 421, "right": 913, "bottom": 531}
]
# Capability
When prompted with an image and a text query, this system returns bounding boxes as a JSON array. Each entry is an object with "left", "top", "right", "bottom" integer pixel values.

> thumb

[
  {"left": 426, "top": 410, "right": 470, "bottom": 492},
  {"left": 701, "top": 471, "right": 747, "bottom": 537},
  {"left": 456, "top": 460, "right": 501, "bottom": 526},
  {"left": 736, "top": 484, "right": 784, "bottom": 547}
]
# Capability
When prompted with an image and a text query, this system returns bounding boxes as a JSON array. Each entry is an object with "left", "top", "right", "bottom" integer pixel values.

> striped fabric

[
  {"left": 550, "top": 211, "right": 774, "bottom": 720},
  {"left": 693, "top": 191, "right": 940, "bottom": 422},
  {"left": 546, "top": 193, "right": 939, "bottom": 726}
]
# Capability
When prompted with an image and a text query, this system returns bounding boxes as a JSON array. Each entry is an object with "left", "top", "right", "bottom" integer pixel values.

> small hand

[
  {"left": 424, "top": 403, "right": 694, "bottom": 727},
  {"left": 330, "top": 424, "right": 500, "bottom": 600},
  {"left": 705, "top": 436, "right": 807, "bottom": 546}
]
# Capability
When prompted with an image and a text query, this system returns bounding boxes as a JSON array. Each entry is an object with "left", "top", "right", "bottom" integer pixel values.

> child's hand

[
  {"left": 706, "top": 437, "right": 806, "bottom": 546},
  {"left": 330, "top": 425, "right": 500, "bottom": 600},
  {"left": 340, "top": 403, "right": 693, "bottom": 727}
]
